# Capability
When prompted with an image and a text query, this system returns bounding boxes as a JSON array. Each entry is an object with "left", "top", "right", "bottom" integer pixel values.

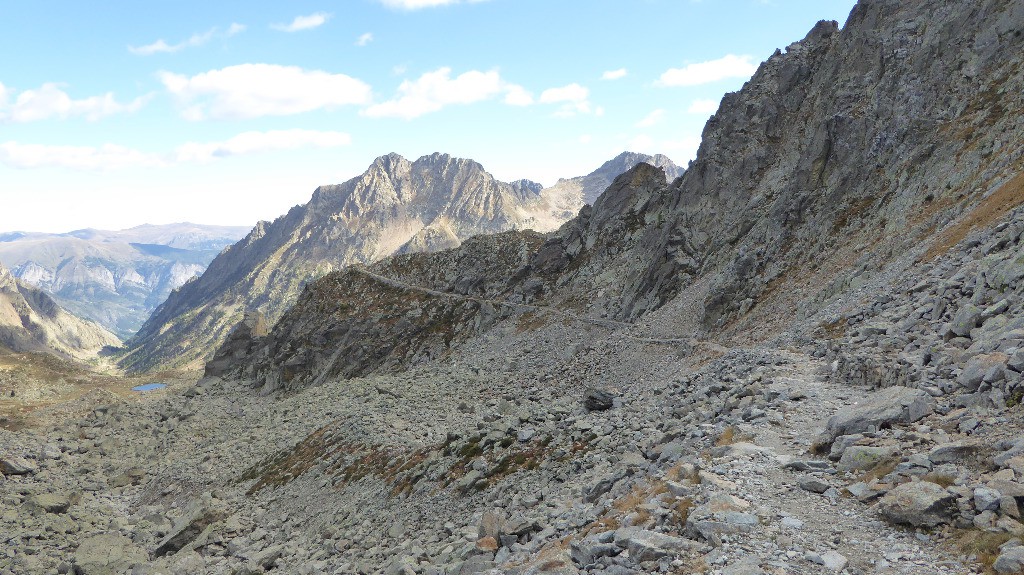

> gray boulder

[
  {"left": 994, "top": 544, "right": 1024, "bottom": 574},
  {"left": 1, "top": 455, "right": 37, "bottom": 475},
  {"left": 153, "top": 493, "right": 228, "bottom": 557},
  {"left": 823, "top": 386, "right": 934, "bottom": 444},
  {"left": 837, "top": 446, "right": 897, "bottom": 472},
  {"left": 613, "top": 528, "right": 698, "bottom": 561},
  {"left": 74, "top": 533, "right": 146, "bottom": 575},
  {"left": 584, "top": 388, "right": 615, "bottom": 411},
  {"left": 876, "top": 481, "right": 957, "bottom": 527}
]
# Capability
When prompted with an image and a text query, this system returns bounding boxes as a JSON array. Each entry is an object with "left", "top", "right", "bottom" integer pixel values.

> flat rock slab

[
  {"left": 74, "top": 533, "right": 146, "bottom": 575},
  {"left": 824, "top": 387, "right": 934, "bottom": 443}
]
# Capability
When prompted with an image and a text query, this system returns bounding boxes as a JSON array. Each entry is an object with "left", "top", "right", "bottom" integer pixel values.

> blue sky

[{"left": 1, "top": 0, "right": 858, "bottom": 233}]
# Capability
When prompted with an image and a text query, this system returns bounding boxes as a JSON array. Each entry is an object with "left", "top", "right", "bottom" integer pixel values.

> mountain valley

[
  {"left": 2, "top": 0, "right": 1024, "bottom": 574},
  {"left": 0, "top": 224, "right": 250, "bottom": 338}
]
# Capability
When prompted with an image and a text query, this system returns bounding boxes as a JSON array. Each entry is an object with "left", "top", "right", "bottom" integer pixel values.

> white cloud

[
  {"left": 272, "top": 13, "right": 331, "bottom": 32},
  {"left": 356, "top": 32, "right": 374, "bottom": 46},
  {"left": 503, "top": 85, "right": 533, "bottom": 106},
  {"left": 378, "top": 0, "right": 489, "bottom": 9},
  {"left": 578, "top": 134, "right": 592, "bottom": 144},
  {"left": 159, "top": 64, "right": 372, "bottom": 120},
  {"left": 0, "top": 82, "right": 150, "bottom": 123},
  {"left": 0, "top": 141, "right": 164, "bottom": 170},
  {"left": 539, "top": 83, "right": 592, "bottom": 117},
  {"left": 364, "top": 67, "right": 527, "bottom": 119},
  {"left": 687, "top": 99, "right": 720, "bottom": 114},
  {"left": 176, "top": 129, "right": 350, "bottom": 163},
  {"left": 601, "top": 68, "right": 627, "bottom": 80},
  {"left": 0, "top": 129, "right": 352, "bottom": 171},
  {"left": 129, "top": 24, "right": 245, "bottom": 55},
  {"left": 657, "top": 54, "right": 758, "bottom": 87},
  {"left": 636, "top": 109, "right": 666, "bottom": 127}
]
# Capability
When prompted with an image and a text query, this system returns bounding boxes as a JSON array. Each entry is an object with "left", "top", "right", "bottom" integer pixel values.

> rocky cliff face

[
  {"left": 0, "top": 224, "right": 248, "bottom": 337},
  {"left": 119, "top": 154, "right": 553, "bottom": 372},
  {"left": 0, "top": 261, "right": 120, "bottom": 359}
]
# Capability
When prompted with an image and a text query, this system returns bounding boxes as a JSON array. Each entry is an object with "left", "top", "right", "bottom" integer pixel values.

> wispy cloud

[
  {"left": 175, "top": 130, "right": 350, "bottom": 163},
  {"left": 128, "top": 23, "right": 245, "bottom": 55},
  {"left": 635, "top": 109, "right": 666, "bottom": 127},
  {"left": 356, "top": 32, "right": 374, "bottom": 46},
  {"left": 657, "top": 54, "right": 758, "bottom": 87},
  {"left": 1, "top": 129, "right": 352, "bottom": 171},
  {"left": 687, "top": 99, "right": 719, "bottom": 114},
  {"left": 601, "top": 68, "right": 627, "bottom": 80},
  {"left": 539, "top": 83, "right": 593, "bottom": 117},
  {"left": 271, "top": 13, "right": 331, "bottom": 33},
  {"left": 364, "top": 67, "right": 528, "bottom": 120},
  {"left": 378, "top": 0, "right": 489, "bottom": 9},
  {"left": 0, "top": 82, "right": 150, "bottom": 123},
  {"left": 159, "top": 64, "right": 372, "bottom": 120},
  {"left": 0, "top": 141, "right": 164, "bottom": 170}
]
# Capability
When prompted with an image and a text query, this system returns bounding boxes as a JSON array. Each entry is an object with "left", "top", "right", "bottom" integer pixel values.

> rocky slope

[
  {"left": 3, "top": 0, "right": 1024, "bottom": 574},
  {"left": 0, "top": 223, "right": 249, "bottom": 337},
  {"left": 0, "top": 261, "right": 119, "bottom": 360}
]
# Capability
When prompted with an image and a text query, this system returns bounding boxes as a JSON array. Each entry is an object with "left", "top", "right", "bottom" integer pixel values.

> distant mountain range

[
  {"left": 0, "top": 261, "right": 119, "bottom": 359},
  {"left": 0, "top": 223, "right": 250, "bottom": 338},
  {"left": 120, "top": 151, "right": 681, "bottom": 372}
]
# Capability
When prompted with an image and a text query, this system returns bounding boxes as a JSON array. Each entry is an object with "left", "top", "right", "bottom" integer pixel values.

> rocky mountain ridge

[
  {"left": 517, "top": 152, "right": 684, "bottom": 231},
  {"left": 0, "top": 223, "right": 249, "bottom": 337},
  {"left": 121, "top": 152, "right": 679, "bottom": 373},
  {"left": 0, "top": 261, "right": 119, "bottom": 360}
]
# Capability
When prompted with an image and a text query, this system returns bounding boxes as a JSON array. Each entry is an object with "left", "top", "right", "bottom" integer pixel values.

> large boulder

[
  {"left": 74, "top": 533, "right": 146, "bottom": 575},
  {"left": 994, "top": 544, "right": 1024, "bottom": 574},
  {"left": 875, "top": 481, "right": 957, "bottom": 527},
  {"left": 613, "top": 528, "right": 699, "bottom": 561},
  {"left": 153, "top": 493, "right": 228, "bottom": 557},
  {"left": 1, "top": 455, "right": 37, "bottom": 475},
  {"left": 823, "top": 387, "right": 934, "bottom": 444}
]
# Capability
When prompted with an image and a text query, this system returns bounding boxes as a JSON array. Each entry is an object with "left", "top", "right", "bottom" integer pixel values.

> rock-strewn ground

[{"left": 3, "top": 201, "right": 1024, "bottom": 574}]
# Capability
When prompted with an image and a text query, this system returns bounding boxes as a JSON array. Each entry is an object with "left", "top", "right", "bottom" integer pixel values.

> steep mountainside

[
  {"left": 225, "top": 0, "right": 1023, "bottom": 387},
  {"left": 0, "top": 262, "right": 119, "bottom": 359},
  {"left": 0, "top": 223, "right": 248, "bottom": 337},
  {"left": 518, "top": 151, "right": 684, "bottom": 231},
  {"left": 119, "top": 154, "right": 548, "bottom": 372}
]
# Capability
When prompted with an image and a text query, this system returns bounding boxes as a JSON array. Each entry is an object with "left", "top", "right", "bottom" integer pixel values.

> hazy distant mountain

[
  {"left": 518, "top": 152, "right": 684, "bottom": 231},
  {"left": 119, "top": 153, "right": 549, "bottom": 371},
  {"left": 0, "top": 223, "right": 250, "bottom": 337},
  {"left": 0, "top": 261, "right": 119, "bottom": 358}
]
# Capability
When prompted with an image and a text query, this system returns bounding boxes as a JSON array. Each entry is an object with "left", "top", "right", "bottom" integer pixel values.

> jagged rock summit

[
  {"left": 119, "top": 153, "right": 547, "bottom": 372},
  {"left": 0, "top": 261, "right": 119, "bottom": 359},
  {"left": 519, "top": 151, "right": 684, "bottom": 231}
]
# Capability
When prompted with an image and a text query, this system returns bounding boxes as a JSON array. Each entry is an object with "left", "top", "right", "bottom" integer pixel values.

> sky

[{"left": 1, "top": 0, "right": 858, "bottom": 233}]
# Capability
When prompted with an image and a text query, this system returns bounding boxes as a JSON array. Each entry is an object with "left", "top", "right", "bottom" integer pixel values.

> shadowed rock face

[{"left": 0, "top": 262, "right": 119, "bottom": 359}]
